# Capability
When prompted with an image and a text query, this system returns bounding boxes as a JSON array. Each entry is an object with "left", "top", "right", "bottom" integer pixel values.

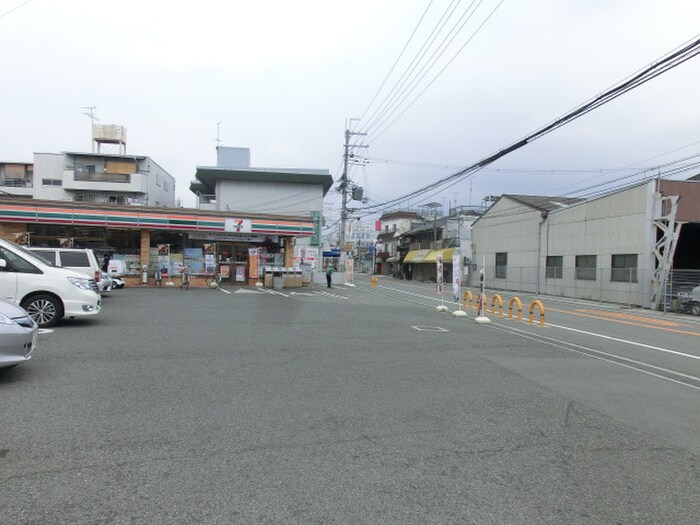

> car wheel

[
  {"left": 21, "top": 294, "right": 63, "bottom": 328},
  {"left": 690, "top": 303, "right": 700, "bottom": 316}
]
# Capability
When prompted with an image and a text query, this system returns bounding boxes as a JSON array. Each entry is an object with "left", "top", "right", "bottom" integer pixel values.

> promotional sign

[
  {"left": 248, "top": 248, "right": 259, "bottom": 279},
  {"left": 157, "top": 244, "right": 170, "bottom": 276},
  {"left": 294, "top": 246, "right": 319, "bottom": 270},
  {"left": 436, "top": 254, "right": 443, "bottom": 295},
  {"left": 345, "top": 252, "right": 354, "bottom": 284},
  {"left": 452, "top": 251, "right": 462, "bottom": 302},
  {"left": 204, "top": 253, "right": 216, "bottom": 273},
  {"left": 310, "top": 211, "right": 322, "bottom": 245}
]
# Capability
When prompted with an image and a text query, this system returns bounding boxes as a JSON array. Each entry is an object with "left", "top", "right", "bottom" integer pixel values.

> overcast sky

[{"left": 2, "top": 0, "right": 699, "bottom": 221}]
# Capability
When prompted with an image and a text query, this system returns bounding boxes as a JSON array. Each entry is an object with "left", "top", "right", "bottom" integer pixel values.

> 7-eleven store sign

[{"left": 225, "top": 218, "right": 252, "bottom": 233}]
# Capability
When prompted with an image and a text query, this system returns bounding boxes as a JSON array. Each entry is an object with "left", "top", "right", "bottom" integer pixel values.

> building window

[
  {"left": 163, "top": 179, "right": 168, "bottom": 191},
  {"left": 495, "top": 252, "right": 507, "bottom": 279},
  {"left": 546, "top": 255, "right": 563, "bottom": 279},
  {"left": 42, "top": 179, "right": 62, "bottom": 186},
  {"left": 575, "top": 255, "right": 597, "bottom": 280},
  {"left": 611, "top": 254, "right": 637, "bottom": 282}
]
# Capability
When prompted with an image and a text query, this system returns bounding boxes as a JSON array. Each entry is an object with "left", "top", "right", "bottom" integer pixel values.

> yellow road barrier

[
  {"left": 508, "top": 296, "right": 523, "bottom": 321},
  {"left": 462, "top": 290, "right": 473, "bottom": 310},
  {"left": 529, "top": 300, "right": 545, "bottom": 327},
  {"left": 490, "top": 294, "right": 504, "bottom": 317}
]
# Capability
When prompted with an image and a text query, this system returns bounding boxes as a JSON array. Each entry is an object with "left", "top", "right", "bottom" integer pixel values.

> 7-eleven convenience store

[{"left": 0, "top": 198, "right": 318, "bottom": 287}]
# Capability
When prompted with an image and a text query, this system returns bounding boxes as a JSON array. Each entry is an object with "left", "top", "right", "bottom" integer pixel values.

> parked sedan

[{"left": 0, "top": 298, "right": 38, "bottom": 369}]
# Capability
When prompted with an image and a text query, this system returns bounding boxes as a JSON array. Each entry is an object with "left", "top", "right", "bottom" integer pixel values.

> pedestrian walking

[{"left": 326, "top": 265, "right": 335, "bottom": 288}]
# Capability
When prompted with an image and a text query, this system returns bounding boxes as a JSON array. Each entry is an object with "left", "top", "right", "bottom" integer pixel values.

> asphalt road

[{"left": 1, "top": 277, "right": 698, "bottom": 524}]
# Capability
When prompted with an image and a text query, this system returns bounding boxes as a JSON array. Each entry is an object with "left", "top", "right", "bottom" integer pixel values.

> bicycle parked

[
  {"left": 180, "top": 266, "right": 191, "bottom": 290},
  {"left": 205, "top": 271, "right": 221, "bottom": 289}
]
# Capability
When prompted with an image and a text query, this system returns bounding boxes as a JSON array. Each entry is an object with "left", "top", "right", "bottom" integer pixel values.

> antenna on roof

[
  {"left": 216, "top": 121, "right": 222, "bottom": 148},
  {"left": 81, "top": 106, "right": 99, "bottom": 152}
]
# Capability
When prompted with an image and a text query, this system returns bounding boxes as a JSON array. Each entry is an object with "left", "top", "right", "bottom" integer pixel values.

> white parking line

[
  {"left": 489, "top": 323, "right": 700, "bottom": 391},
  {"left": 548, "top": 323, "right": 700, "bottom": 361}
]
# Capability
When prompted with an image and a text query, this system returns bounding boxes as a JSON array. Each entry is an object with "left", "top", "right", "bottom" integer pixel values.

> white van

[
  {"left": 27, "top": 247, "right": 108, "bottom": 293},
  {"left": 27, "top": 247, "right": 101, "bottom": 282},
  {"left": 0, "top": 239, "right": 101, "bottom": 328}
]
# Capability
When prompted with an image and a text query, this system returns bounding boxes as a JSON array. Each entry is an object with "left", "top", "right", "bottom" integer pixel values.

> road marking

[
  {"left": 412, "top": 326, "right": 449, "bottom": 332},
  {"left": 219, "top": 288, "right": 232, "bottom": 294},
  {"left": 490, "top": 323, "right": 700, "bottom": 391},
  {"left": 548, "top": 307, "right": 700, "bottom": 337},
  {"left": 37, "top": 329, "right": 54, "bottom": 335},
  {"left": 265, "top": 289, "right": 290, "bottom": 297},
  {"left": 573, "top": 308, "right": 687, "bottom": 327},
  {"left": 234, "top": 289, "right": 262, "bottom": 294},
  {"left": 547, "top": 323, "right": 700, "bottom": 361},
  {"left": 314, "top": 291, "right": 349, "bottom": 300}
]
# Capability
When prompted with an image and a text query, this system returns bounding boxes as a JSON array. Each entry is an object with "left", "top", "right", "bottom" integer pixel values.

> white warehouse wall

[
  {"left": 472, "top": 198, "right": 542, "bottom": 290},
  {"left": 472, "top": 183, "right": 656, "bottom": 305},
  {"left": 541, "top": 182, "right": 651, "bottom": 303}
]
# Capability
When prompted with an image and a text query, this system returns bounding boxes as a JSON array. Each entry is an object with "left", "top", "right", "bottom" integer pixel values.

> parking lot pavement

[{"left": 1, "top": 286, "right": 699, "bottom": 524}]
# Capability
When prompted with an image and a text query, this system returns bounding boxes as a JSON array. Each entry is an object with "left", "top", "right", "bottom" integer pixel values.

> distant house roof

[
  {"left": 503, "top": 194, "right": 584, "bottom": 212},
  {"left": 379, "top": 210, "right": 421, "bottom": 221},
  {"left": 471, "top": 194, "right": 585, "bottom": 228},
  {"left": 687, "top": 173, "right": 700, "bottom": 181},
  {"left": 191, "top": 166, "right": 334, "bottom": 196},
  {"left": 402, "top": 217, "right": 448, "bottom": 237},
  {"left": 63, "top": 152, "right": 147, "bottom": 160}
]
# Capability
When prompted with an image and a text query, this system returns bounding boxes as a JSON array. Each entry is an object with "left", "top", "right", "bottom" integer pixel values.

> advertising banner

[
  {"left": 436, "top": 254, "right": 443, "bottom": 295},
  {"left": 294, "top": 246, "right": 319, "bottom": 270},
  {"left": 248, "top": 248, "right": 259, "bottom": 279},
  {"left": 452, "top": 250, "right": 462, "bottom": 302},
  {"left": 345, "top": 252, "right": 354, "bottom": 284}
]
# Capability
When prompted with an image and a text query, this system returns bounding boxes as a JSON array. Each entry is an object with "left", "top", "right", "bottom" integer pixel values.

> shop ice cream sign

[{"left": 224, "top": 218, "right": 252, "bottom": 233}]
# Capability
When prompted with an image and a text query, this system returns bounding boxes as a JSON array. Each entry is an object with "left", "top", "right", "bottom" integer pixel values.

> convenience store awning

[
  {"left": 403, "top": 249, "right": 430, "bottom": 263},
  {"left": 422, "top": 248, "right": 455, "bottom": 263}
]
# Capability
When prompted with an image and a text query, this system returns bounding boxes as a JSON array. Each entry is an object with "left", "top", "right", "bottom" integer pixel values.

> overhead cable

[{"left": 353, "top": 32, "right": 700, "bottom": 213}]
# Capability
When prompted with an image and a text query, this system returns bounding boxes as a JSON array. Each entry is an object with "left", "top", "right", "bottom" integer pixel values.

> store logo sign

[{"left": 225, "top": 218, "right": 252, "bottom": 233}]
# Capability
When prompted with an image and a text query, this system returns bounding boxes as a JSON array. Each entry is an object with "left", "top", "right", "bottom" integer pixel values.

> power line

[
  {"left": 368, "top": 0, "right": 505, "bottom": 144},
  {"left": 0, "top": 0, "right": 31, "bottom": 20},
  {"left": 356, "top": 0, "right": 437, "bottom": 127},
  {"left": 360, "top": 0, "right": 470, "bottom": 135},
  {"left": 352, "top": 32, "right": 700, "bottom": 213}
]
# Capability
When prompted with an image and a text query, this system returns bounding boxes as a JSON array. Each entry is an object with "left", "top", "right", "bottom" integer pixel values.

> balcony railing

[
  {"left": 0, "top": 179, "right": 33, "bottom": 188},
  {"left": 74, "top": 172, "right": 131, "bottom": 183}
]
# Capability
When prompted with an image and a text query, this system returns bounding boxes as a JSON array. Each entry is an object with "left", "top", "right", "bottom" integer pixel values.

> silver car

[{"left": 0, "top": 298, "right": 38, "bottom": 369}]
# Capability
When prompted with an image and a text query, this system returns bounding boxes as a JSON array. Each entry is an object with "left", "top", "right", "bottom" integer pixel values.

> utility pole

[{"left": 339, "top": 123, "right": 368, "bottom": 261}]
